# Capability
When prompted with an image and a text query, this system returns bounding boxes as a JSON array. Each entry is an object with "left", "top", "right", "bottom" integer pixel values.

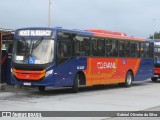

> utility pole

[
  {"left": 152, "top": 18, "right": 157, "bottom": 40},
  {"left": 48, "top": 0, "right": 51, "bottom": 27}
]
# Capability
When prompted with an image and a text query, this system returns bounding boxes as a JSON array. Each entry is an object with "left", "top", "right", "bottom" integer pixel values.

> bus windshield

[{"left": 13, "top": 38, "right": 54, "bottom": 64}]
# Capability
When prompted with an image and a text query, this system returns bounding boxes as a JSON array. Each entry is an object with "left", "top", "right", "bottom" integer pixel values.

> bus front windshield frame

[{"left": 12, "top": 37, "right": 55, "bottom": 64}]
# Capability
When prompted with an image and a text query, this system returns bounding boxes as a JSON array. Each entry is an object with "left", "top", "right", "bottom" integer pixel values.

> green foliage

[{"left": 149, "top": 31, "right": 160, "bottom": 39}]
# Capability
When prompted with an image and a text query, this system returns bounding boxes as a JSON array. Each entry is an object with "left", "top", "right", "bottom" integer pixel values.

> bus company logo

[
  {"left": 123, "top": 59, "right": 126, "bottom": 64},
  {"left": 1, "top": 112, "right": 42, "bottom": 118},
  {"left": 97, "top": 62, "right": 116, "bottom": 69},
  {"left": 2, "top": 112, "right": 11, "bottom": 117}
]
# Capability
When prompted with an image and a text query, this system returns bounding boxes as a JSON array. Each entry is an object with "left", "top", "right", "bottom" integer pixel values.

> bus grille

[{"left": 13, "top": 68, "right": 46, "bottom": 81}]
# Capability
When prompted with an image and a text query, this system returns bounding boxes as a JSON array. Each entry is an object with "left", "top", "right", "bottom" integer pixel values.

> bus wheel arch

[
  {"left": 119, "top": 70, "right": 134, "bottom": 87},
  {"left": 77, "top": 71, "right": 86, "bottom": 85},
  {"left": 72, "top": 71, "right": 86, "bottom": 93}
]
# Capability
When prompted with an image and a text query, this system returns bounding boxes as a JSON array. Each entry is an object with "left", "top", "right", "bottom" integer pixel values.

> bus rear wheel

[
  {"left": 72, "top": 74, "right": 79, "bottom": 93},
  {"left": 119, "top": 71, "right": 133, "bottom": 87},
  {"left": 38, "top": 86, "right": 45, "bottom": 91},
  {"left": 151, "top": 77, "right": 157, "bottom": 82},
  {"left": 124, "top": 71, "right": 133, "bottom": 87}
]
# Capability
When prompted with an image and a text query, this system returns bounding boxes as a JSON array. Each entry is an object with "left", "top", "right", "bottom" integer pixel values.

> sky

[{"left": 0, "top": 0, "right": 160, "bottom": 38}]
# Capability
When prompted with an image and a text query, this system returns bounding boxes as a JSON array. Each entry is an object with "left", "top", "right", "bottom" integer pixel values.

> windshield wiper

[
  {"left": 23, "top": 37, "right": 44, "bottom": 63},
  {"left": 29, "top": 37, "right": 44, "bottom": 55},
  {"left": 21, "top": 37, "right": 29, "bottom": 52}
]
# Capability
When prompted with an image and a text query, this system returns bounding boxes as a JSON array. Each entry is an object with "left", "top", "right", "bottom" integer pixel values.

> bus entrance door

[{"left": 56, "top": 59, "right": 72, "bottom": 86}]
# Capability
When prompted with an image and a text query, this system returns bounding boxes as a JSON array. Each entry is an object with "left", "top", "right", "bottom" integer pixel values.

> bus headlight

[
  {"left": 11, "top": 68, "right": 13, "bottom": 73},
  {"left": 45, "top": 69, "right": 53, "bottom": 77}
]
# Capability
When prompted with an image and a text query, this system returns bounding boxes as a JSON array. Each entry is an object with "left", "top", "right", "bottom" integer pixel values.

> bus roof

[
  {"left": 56, "top": 28, "right": 146, "bottom": 42},
  {"left": 15, "top": 27, "right": 146, "bottom": 42}
]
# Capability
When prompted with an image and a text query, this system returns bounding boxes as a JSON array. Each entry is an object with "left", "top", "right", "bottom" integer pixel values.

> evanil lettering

[{"left": 97, "top": 62, "right": 116, "bottom": 69}]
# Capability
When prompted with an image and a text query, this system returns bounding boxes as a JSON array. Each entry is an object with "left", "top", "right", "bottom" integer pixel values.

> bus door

[
  {"left": 56, "top": 34, "right": 73, "bottom": 86},
  {"left": 137, "top": 42, "right": 154, "bottom": 80}
]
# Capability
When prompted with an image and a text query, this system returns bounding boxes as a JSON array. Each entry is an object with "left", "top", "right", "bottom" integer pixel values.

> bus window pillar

[{"left": 0, "top": 32, "right": 5, "bottom": 90}]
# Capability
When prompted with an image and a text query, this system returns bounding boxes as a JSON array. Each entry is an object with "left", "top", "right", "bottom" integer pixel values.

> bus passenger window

[
  {"left": 119, "top": 41, "right": 130, "bottom": 57},
  {"left": 140, "top": 43, "right": 150, "bottom": 58},
  {"left": 131, "top": 43, "right": 135, "bottom": 57},
  {"left": 119, "top": 41, "right": 125, "bottom": 57},
  {"left": 149, "top": 43, "right": 154, "bottom": 58},
  {"left": 105, "top": 39, "right": 118, "bottom": 57},
  {"left": 106, "top": 39, "right": 112, "bottom": 56},
  {"left": 75, "top": 36, "right": 90, "bottom": 56},
  {"left": 97, "top": 39, "right": 105, "bottom": 56},
  {"left": 110, "top": 39, "right": 118, "bottom": 57},
  {"left": 130, "top": 42, "right": 140, "bottom": 57},
  {"left": 91, "top": 38, "right": 98, "bottom": 56}
]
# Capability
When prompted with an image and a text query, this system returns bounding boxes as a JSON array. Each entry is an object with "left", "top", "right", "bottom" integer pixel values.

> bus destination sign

[{"left": 16, "top": 29, "right": 53, "bottom": 37}]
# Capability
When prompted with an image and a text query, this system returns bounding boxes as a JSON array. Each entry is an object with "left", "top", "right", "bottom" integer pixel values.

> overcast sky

[{"left": 0, "top": 0, "right": 160, "bottom": 38}]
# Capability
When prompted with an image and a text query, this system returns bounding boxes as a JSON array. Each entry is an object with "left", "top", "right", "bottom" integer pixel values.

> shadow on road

[{"left": 3, "top": 79, "right": 160, "bottom": 97}]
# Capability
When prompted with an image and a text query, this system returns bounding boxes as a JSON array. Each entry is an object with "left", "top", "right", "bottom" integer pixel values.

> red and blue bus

[
  {"left": 152, "top": 39, "right": 160, "bottom": 81},
  {"left": 10, "top": 27, "right": 154, "bottom": 92}
]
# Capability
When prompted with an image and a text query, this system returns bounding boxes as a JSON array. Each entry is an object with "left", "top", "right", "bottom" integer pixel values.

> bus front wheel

[
  {"left": 38, "top": 86, "right": 45, "bottom": 91},
  {"left": 72, "top": 74, "right": 79, "bottom": 93}
]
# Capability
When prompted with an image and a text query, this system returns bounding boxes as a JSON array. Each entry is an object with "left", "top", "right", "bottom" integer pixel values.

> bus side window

[
  {"left": 119, "top": 41, "right": 125, "bottom": 57},
  {"left": 91, "top": 38, "right": 98, "bottom": 56},
  {"left": 140, "top": 42, "right": 150, "bottom": 58},
  {"left": 57, "top": 31, "right": 72, "bottom": 65},
  {"left": 97, "top": 39, "right": 105, "bottom": 56},
  {"left": 106, "top": 39, "right": 113, "bottom": 56},
  {"left": 75, "top": 36, "right": 90, "bottom": 56},
  {"left": 58, "top": 41, "right": 71, "bottom": 58},
  {"left": 149, "top": 43, "right": 154, "bottom": 58},
  {"left": 130, "top": 42, "right": 138, "bottom": 57},
  {"left": 119, "top": 41, "right": 130, "bottom": 57},
  {"left": 136, "top": 43, "right": 140, "bottom": 57},
  {"left": 110, "top": 40, "right": 118, "bottom": 57}
]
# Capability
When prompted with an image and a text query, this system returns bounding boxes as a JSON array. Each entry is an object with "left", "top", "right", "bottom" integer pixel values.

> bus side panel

[
  {"left": 10, "top": 58, "right": 88, "bottom": 87},
  {"left": 134, "top": 59, "right": 154, "bottom": 81},
  {"left": 84, "top": 58, "right": 142, "bottom": 86},
  {"left": 55, "top": 57, "right": 87, "bottom": 86}
]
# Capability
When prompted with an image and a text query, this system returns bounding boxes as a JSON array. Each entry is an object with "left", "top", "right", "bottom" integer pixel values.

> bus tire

[
  {"left": 38, "top": 86, "right": 45, "bottom": 91},
  {"left": 124, "top": 71, "right": 133, "bottom": 87},
  {"left": 72, "top": 74, "right": 79, "bottom": 93},
  {"left": 119, "top": 71, "right": 133, "bottom": 87},
  {"left": 151, "top": 77, "right": 157, "bottom": 82}
]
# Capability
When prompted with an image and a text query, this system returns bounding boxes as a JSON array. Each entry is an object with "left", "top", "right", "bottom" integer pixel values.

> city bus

[
  {"left": 152, "top": 39, "right": 160, "bottom": 81},
  {"left": 10, "top": 27, "right": 154, "bottom": 92}
]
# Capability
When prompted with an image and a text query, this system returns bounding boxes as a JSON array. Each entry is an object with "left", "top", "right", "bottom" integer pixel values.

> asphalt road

[{"left": 0, "top": 79, "right": 160, "bottom": 120}]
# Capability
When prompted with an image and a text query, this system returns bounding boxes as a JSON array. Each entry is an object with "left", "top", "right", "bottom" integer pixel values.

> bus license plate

[
  {"left": 154, "top": 75, "right": 158, "bottom": 77},
  {"left": 23, "top": 82, "right": 31, "bottom": 86}
]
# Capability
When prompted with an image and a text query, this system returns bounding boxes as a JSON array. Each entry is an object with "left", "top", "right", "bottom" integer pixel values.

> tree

[{"left": 149, "top": 31, "right": 160, "bottom": 39}]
